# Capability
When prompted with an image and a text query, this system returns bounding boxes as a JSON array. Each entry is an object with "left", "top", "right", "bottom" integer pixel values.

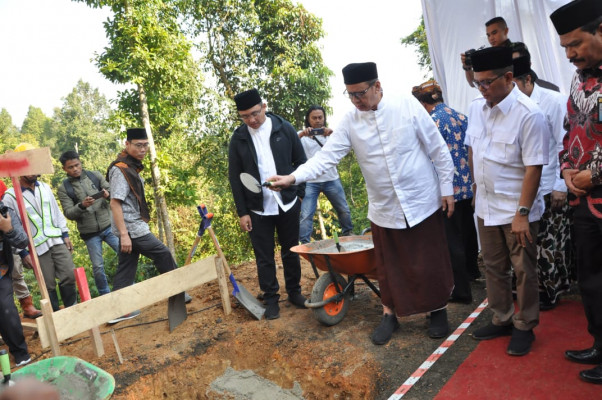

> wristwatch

[{"left": 517, "top": 206, "right": 530, "bottom": 216}]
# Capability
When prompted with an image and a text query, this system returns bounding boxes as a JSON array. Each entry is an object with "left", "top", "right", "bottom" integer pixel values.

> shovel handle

[
  {"left": 185, "top": 235, "right": 202, "bottom": 266},
  {"left": 207, "top": 226, "right": 232, "bottom": 276}
]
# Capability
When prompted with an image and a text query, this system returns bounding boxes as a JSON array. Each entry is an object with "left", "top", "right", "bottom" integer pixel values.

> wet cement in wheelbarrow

[
  {"left": 22, "top": 256, "right": 492, "bottom": 399},
  {"left": 309, "top": 241, "right": 373, "bottom": 254}
]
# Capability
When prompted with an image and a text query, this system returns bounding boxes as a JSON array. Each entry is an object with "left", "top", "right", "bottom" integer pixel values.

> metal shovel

[{"left": 195, "top": 205, "right": 266, "bottom": 320}]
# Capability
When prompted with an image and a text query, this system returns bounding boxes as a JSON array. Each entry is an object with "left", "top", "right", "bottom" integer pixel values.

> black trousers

[
  {"left": 113, "top": 233, "right": 178, "bottom": 291},
  {"left": 0, "top": 274, "right": 29, "bottom": 361},
  {"left": 573, "top": 197, "right": 602, "bottom": 346},
  {"left": 444, "top": 199, "right": 479, "bottom": 299},
  {"left": 248, "top": 201, "right": 302, "bottom": 304}
]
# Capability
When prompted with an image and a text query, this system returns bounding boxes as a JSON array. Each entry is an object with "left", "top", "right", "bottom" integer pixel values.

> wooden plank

[
  {"left": 214, "top": 257, "right": 232, "bottom": 315},
  {"left": 21, "top": 321, "right": 38, "bottom": 331},
  {"left": 36, "top": 255, "right": 218, "bottom": 349},
  {"left": 40, "top": 299, "right": 60, "bottom": 356},
  {"left": 0, "top": 147, "right": 54, "bottom": 177}
]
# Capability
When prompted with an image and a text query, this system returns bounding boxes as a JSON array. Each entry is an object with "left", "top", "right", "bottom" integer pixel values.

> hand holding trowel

[{"left": 191, "top": 205, "right": 265, "bottom": 320}]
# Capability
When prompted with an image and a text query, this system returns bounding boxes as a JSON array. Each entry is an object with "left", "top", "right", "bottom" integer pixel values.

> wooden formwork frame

[
  {"left": 36, "top": 254, "right": 231, "bottom": 356},
  {"left": 0, "top": 148, "right": 232, "bottom": 358}
]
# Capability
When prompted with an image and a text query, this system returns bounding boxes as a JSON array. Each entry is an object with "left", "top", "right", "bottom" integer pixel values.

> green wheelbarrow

[{"left": 12, "top": 356, "right": 115, "bottom": 400}]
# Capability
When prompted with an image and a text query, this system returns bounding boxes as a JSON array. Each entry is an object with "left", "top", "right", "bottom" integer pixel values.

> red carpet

[{"left": 436, "top": 300, "right": 601, "bottom": 400}]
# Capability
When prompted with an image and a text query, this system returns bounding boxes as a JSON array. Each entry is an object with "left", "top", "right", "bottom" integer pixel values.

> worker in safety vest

[{"left": 2, "top": 143, "right": 77, "bottom": 311}]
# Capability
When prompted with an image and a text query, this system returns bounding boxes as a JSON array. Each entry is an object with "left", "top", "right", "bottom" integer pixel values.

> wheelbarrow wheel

[{"left": 310, "top": 272, "right": 350, "bottom": 326}]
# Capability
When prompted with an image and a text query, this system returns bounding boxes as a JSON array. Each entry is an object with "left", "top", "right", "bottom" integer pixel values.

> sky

[{"left": 0, "top": 0, "right": 425, "bottom": 129}]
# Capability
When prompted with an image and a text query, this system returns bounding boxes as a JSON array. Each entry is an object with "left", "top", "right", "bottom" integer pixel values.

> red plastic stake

[{"left": 74, "top": 267, "right": 91, "bottom": 302}]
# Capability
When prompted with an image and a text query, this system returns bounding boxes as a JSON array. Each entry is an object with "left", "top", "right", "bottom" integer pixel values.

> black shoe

[
  {"left": 472, "top": 323, "right": 513, "bottom": 340},
  {"left": 264, "top": 302, "right": 280, "bottom": 320},
  {"left": 287, "top": 292, "right": 307, "bottom": 309},
  {"left": 371, "top": 314, "right": 400, "bottom": 345},
  {"left": 507, "top": 328, "right": 535, "bottom": 356},
  {"left": 566, "top": 347, "right": 602, "bottom": 365},
  {"left": 14, "top": 354, "right": 32, "bottom": 367},
  {"left": 580, "top": 364, "right": 602, "bottom": 384},
  {"left": 428, "top": 309, "right": 449, "bottom": 339},
  {"left": 539, "top": 292, "right": 558, "bottom": 311},
  {"left": 448, "top": 295, "right": 473, "bottom": 304}
]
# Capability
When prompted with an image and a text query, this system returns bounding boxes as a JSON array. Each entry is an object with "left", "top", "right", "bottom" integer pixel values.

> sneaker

[
  {"left": 184, "top": 292, "right": 193, "bottom": 304},
  {"left": 371, "top": 314, "right": 400, "bottom": 345},
  {"left": 107, "top": 310, "right": 141, "bottom": 325},
  {"left": 264, "top": 302, "right": 280, "bottom": 320},
  {"left": 287, "top": 292, "right": 307, "bottom": 309},
  {"left": 15, "top": 355, "right": 31, "bottom": 367},
  {"left": 507, "top": 328, "right": 535, "bottom": 356},
  {"left": 428, "top": 309, "right": 449, "bottom": 339},
  {"left": 472, "top": 323, "right": 513, "bottom": 340}
]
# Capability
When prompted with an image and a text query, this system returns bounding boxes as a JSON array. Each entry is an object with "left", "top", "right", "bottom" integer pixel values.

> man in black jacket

[
  {"left": 228, "top": 88, "right": 307, "bottom": 320},
  {"left": 0, "top": 200, "right": 32, "bottom": 367}
]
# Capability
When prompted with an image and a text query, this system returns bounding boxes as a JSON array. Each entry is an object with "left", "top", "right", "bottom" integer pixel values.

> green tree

[
  {"left": 401, "top": 17, "right": 432, "bottom": 75},
  {"left": 0, "top": 109, "right": 21, "bottom": 153},
  {"left": 75, "top": 0, "right": 204, "bottom": 256},
  {"left": 183, "top": 0, "right": 334, "bottom": 260},
  {"left": 51, "top": 80, "right": 119, "bottom": 168},
  {"left": 21, "top": 106, "right": 52, "bottom": 147}
]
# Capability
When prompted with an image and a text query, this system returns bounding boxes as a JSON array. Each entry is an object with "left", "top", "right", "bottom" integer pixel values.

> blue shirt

[{"left": 430, "top": 103, "right": 474, "bottom": 201}]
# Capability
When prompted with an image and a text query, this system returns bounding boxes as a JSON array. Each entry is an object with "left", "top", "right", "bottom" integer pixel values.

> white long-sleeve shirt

[
  {"left": 530, "top": 83, "right": 568, "bottom": 195},
  {"left": 3, "top": 181, "right": 69, "bottom": 256},
  {"left": 293, "top": 94, "right": 454, "bottom": 229}
]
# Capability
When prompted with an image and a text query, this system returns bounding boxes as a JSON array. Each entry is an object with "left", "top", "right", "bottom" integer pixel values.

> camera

[
  {"left": 309, "top": 128, "right": 324, "bottom": 136},
  {"left": 464, "top": 48, "right": 476, "bottom": 67},
  {"left": 464, "top": 46, "right": 485, "bottom": 67},
  {"left": 0, "top": 205, "right": 8, "bottom": 218}
]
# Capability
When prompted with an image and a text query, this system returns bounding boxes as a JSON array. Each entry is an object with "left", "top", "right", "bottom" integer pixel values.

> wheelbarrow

[
  {"left": 10, "top": 356, "right": 115, "bottom": 399},
  {"left": 290, "top": 235, "right": 380, "bottom": 326}
]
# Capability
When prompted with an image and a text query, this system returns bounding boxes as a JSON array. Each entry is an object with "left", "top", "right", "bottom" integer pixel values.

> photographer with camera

[
  {"left": 57, "top": 151, "right": 118, "bottom": 296},
  {"left": 0, "top": 199, "right": 32, "bottom": 367},
  {"left": 297, "top": 105, "right": 353, "bottom": 244},
  {"left": 461, "top": 17, "right": 512, "bottom": 87}
]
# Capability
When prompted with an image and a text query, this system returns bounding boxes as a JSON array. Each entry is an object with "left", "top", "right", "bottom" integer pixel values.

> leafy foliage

[{"left": 401, "top": 17, "right": 432, "bottom": 75}]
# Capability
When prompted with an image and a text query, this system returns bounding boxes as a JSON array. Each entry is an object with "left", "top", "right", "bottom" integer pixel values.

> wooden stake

[
  {"left": 39, "top": 299, "right": 60, "bottom": 356},
  {"left": 74, "top": 267, "right": 105, "bottom": 357},
  {"left": 214, "top": 256, "right": 232, "bottom": 315},
  {"left": 110, "top": 329, "right": 124, "bottom": 364}
]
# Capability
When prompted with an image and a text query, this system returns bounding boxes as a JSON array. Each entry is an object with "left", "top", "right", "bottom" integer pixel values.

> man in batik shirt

[
  {"left": 551, "top": 0, "right": 602, "bottom": 385},
  {"left": 413, "top": 80, "right": 480, "bottom": 304}
]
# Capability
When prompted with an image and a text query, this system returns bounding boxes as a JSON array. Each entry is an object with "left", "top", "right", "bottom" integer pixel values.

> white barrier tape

[{"left": 388, "top": 299, "right": 489, "bottom": 400}]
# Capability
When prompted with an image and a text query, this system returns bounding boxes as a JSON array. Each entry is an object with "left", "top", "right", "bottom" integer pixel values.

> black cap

[
  {"left": 127, "top": 128, "right": 147, "bottom": 141},
  {"left": 342, "top": 62, "right": 378, "bottom": 85},
  {"left": 512, "top": 56, "right": 532, "bottom": 78},
  {"left": 472, "top": 47, "right": 513, "bottom": 72},
  {"left": 234, "top": 89, "right": 262, "bottom": 111},
  {"left": 550, "top": 0, "right": 602, "bottom": 35}
]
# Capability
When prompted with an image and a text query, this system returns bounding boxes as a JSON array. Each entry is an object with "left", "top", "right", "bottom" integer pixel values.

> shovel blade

[
  {"left": 168, "top": 292, "right": 187, "bottom": 332},
  {"left": 230, "top": 277, "right": 265, "bottom": 320}
]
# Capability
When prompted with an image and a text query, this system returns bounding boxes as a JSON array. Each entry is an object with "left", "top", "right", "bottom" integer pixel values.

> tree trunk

[
  {"left": 318, "top": 209, "right": 327, "bottom": 240},
  {"left": 137, "top": 83, "right": 176, "bottom": 257}
]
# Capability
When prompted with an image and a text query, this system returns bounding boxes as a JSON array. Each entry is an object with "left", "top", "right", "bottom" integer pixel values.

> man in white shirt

[
  {"left": 268, "top": 63, "right": 455, "bottom": 344},
  {"left": 297, "top": 105, "right": 353, "bottom": 243},
  {"left": 512, "top": 55, "right": 572, "bottom": 311},
  {"left": 466, "top": 47, "right": 549, "bottom": 356},
  {"left": 228, "top": 89, "right": 308, "bottom": 320}
]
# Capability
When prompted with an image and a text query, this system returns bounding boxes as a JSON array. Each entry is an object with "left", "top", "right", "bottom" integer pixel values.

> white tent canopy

[{"left": 421, "top": 0, "right": 575, "bottom": 114}]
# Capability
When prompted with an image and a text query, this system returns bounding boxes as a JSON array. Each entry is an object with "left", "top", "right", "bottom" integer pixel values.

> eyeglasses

[
  {"left": 132, "top": 142, "right": 149, "bottom": 149},
  {"left": 344, "top": 82, "right": 376, "bottom": 100},
  {"left": 239, "top": 109, "right": 262, "bottom": 121},
  {"left": 472, "top": 73, "right": 505, "bottom": 90}
]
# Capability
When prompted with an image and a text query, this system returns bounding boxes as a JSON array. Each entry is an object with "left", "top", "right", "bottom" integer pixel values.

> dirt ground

[{"left": 22, "top": 257, "right": 490, "bottom": 399}]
